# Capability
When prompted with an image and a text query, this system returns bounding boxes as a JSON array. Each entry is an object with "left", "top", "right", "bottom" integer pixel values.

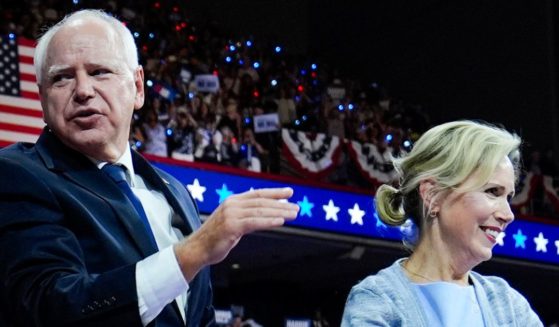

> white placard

[
  {"left": 327, "top": 86, "right": 346, "bottom": 100},
  {"left": 194, "top": 74, "right": 220, "bottom": 93},
  {"left": 253, "top": 113, "right": 280, "bottom": 133}
]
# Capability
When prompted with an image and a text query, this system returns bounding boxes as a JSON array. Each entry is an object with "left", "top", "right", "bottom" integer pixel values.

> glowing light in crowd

[
  {"left": 239, "top": 59, "right": 245, "bottom": 65},
  {"left": 8, "top": 33, "right": 15, "bottom": 39},
  {"left": 135, "top": 141, "right": 142, "bottom": 148},
  {"left": 297, "top": 85, "right": 304, "bottom": 92},
  {"left": 133, "top": 32, "right": 140, "bottom": 38},
  {"left": 246, "top": 40, "right": 253, "bottom": 47},
  {"left": 348, "top": 104, "right": 354, "bottom": 110},
  {"left": 154, "top": 2, "right": 161, "bottom": 9},
  {"left": 72, "top": 0, "right": 79, "bottom": 4},
  {"left": 146, "top": 80, "right": 153, "bottom": 87},
  {"left": 271, "top": 79, "right": 278, "bottom": 86},
  {"left": 338, "top": 104, "right": 344, "bottom": 111},
  {"left": 253, "top": 90, "right": 260, "bottom": 98},
  {"left": 244, "top": 117, "right": 251, "bottom": 124},
  {"left": 385, "top": 134, "right": 393, "bottom": 142},
  {"left": 149, "top": 33, "right": 155, "bottom": 39},
  {"left": 253, "top": 62, "right": 260, "bottom": 69},
  {"left": 225, "top": 56, "right": 232, "bottom": 63},
  {"left": 229, "top": 45, "right": 236, "bottom": 52},
  {"left": 311, "top": 63, "right": 317, "bottom": 70},
  {"left": 188, "top": 92, "right": 195, "bottom": 99},
  {"left": 300, "top": 69, "right": 307, "bottom": 75},
  {"left": 166, "top": 128, "right": 173, "bottom": 136},
  {"left": 295, "top": 119, "right": 301, "bottom": 126},
  {"left": 302, "top": 115, "right": 308, "bottom": 121},
  {"left": 404, "top": 140, "right": 412, "bottom": 147},
  {"left": 275, "top": 46, "right": 282, "bottom": 53}
]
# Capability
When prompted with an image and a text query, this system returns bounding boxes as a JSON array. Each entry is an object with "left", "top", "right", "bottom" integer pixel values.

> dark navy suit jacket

[{"left": 0, "top": 129, "right": 215, "bottom": 326}]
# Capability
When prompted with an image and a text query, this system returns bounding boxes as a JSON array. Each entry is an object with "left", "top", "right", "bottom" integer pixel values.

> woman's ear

[{"left": 419, "top": 179, "right": 439, "bottom": 212}]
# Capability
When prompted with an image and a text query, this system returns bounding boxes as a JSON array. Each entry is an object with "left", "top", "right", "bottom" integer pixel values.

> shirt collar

[{"left": 90, "top": 147, "right": 136, "bottom": 185}]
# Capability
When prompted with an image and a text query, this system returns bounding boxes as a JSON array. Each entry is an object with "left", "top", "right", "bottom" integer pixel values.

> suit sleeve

[{"left": 0, "top": 157, "right": 143, "bottom": 327}]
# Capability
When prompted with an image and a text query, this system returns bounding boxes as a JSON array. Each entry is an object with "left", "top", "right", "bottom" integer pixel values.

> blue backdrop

[{"left": 154, "top": 161, "right": 559, "bottom": 266}]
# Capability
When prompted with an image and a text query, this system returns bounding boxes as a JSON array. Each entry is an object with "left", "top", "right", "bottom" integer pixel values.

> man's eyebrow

[{"left": 46, "top": 65, "right": 72, "bottom": 78}]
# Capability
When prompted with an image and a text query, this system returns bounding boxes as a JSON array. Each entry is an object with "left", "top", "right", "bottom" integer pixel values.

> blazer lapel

[
  {"left": 35, "top": 130, "right": 158, "bottom": 257},
  {"left": 132, "top": 152, "right": 195, "bottom": 236}
]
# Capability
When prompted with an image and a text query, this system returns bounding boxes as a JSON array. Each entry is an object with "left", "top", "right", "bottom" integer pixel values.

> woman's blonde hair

[{"left": 375, "top": 120, "right": 520, "bottom": 244}]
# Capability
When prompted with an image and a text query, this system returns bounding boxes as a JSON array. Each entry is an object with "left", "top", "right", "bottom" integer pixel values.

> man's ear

[
  {"left": 38, "top": 83, "right": 48, "bottom": 124},
  {"left": 419, "top": 179, "right": 439, "bottom": 212},
  {"left": 133, "top": 66, "right": 145, "bottom": 110}
]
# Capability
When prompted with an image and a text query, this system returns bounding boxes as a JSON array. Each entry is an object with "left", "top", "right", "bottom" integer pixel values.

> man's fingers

[
  {"left": 238, "top": 207, "right": 299, "bottom": 220},
  {"left": 238, "top": 217, "right": 287, "bottom": 234},
  {"left": 233, "top": 187, "right": 294, "bottom": 200},
  {"left": 225, "top": 197, "right": 299, "bottom": 210}
]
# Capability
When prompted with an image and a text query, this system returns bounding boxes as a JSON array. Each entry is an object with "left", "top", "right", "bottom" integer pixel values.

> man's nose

[{"left": 74, "top": 72, "right": 95, "bottom": 102}]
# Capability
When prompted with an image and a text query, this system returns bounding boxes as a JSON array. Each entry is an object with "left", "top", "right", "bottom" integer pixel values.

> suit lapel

[
  {"left": 132, "top": 152, "right": 194, "bottom": 236},
  {"left": 35, "top": 130, "right": 158, "bottom": 257}
]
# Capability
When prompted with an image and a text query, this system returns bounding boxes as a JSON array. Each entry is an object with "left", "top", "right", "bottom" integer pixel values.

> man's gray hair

[{"left": 33, "top": 9, "right": 139, "bottom": 83}]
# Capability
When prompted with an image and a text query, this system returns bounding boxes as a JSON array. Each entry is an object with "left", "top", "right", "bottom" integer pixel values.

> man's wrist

[{"left": 173, "top": 240, "right": 206, "bottom": 282}]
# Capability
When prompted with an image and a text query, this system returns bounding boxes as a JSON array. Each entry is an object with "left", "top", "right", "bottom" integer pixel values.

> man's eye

[
  {"left": 52, "top": 74, "right": 72, "bottom": 83},
  {"left": 91, "top": 69, "right": 111, "bottom": 76}
]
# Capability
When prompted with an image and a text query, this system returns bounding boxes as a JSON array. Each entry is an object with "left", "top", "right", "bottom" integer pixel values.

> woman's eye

[{"left": 485, "top": 187, "right": 500, "bottom": 196}]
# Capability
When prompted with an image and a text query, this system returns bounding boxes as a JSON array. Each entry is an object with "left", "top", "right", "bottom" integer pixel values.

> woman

[{"left": 342, "top": 121, "right": 543, "bottom": 326}]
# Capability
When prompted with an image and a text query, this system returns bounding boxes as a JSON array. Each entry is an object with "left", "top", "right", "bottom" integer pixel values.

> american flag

[{"left": 0, "top": 36, "right": 44, "bottom": 148}]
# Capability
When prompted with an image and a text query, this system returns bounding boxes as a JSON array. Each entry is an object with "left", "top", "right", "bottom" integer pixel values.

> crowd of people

[
  {"left": 5, "top": 0, "right": 558, "bottom": 220},
  {"left": 1, "top": 0, "right": 431, "bottom": 177}
]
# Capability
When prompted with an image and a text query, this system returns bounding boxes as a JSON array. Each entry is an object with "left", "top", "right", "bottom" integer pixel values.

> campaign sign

[
  {"left": 253, "top": 113, "right": 280, "bottom": 133},
  {"left": 195, "top": 74, "right": 220, "bottom": 93}
]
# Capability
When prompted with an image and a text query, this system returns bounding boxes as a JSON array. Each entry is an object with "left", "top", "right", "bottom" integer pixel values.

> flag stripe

[
  {"left": 19, "top": 63, "right": 35, "bottom": 75},
  {"left": 18, "top": 45, "right": 35, "bottom": 57},
  {"left": 0, "top": 104, "right": 43, "bottom": 118},
  {"left": 20, "top": 91, "right": 40, "bottom": 100},
  {"left": 18, "top": 38, "right": 36, "bottom": 47},
  {"left": 21, "top": 73, "right": 37, "bottom": 83},
  {"left": 0, "top": 112, "right": 44, "bottom": 128},
  {"left": 19, "top": 55, "right": 34, "bottom": 64},
  {"left": 0, "top": 95, "right": 42, "bottom": 111},
  {"left": 0, "top": 130, "right": 39, "bottom": 144},
  {"left": 0, "top": 122, "right": 43, "bottom": 134},
  {"left": 21, "top": 80, "right": 39, "bottom": 93}
]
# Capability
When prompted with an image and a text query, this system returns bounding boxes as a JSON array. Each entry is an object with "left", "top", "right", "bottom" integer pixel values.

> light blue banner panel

[{"left": 153, "top": 160, "right": 559, "bottom": 266}]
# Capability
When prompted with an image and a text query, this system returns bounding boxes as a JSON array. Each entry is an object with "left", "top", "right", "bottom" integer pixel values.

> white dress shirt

[{"left": 93, "top": 148, "right": 189, "bottom": 325}]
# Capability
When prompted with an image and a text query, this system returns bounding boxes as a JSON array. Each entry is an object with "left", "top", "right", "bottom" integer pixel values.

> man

[{"left": 0, "top": 10, "right": 299, "bottom": 326}]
